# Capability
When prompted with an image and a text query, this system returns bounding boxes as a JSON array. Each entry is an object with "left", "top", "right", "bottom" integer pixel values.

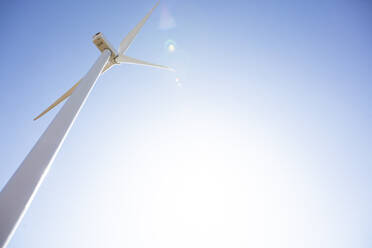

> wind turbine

[{"left": 0, "top": 2, "right": 172, "bottom": 247}]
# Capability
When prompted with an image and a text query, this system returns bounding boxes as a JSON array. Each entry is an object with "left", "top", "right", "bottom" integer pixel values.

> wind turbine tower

[{"left": 0, "top": 2, "right": 173, "bottom": 247}]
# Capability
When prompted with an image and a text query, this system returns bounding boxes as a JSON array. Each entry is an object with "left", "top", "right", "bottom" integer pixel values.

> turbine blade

[
  {"left": 118, "top": 1, "right": 160, "bottom": 55},
  {"left": 102, "top": 61, "right": 115, "bottom": 73},
  {"left": 33, "top": 62, "right": 116, "bottom": 121},
  {"left": 117, "top": 55, "right": 175, "bottom": 71},
  {"left": 34, "top": 80, "right": 81, "bottom": 120}
]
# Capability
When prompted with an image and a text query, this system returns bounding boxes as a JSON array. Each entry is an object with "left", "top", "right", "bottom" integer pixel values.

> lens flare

[
  {"left": 176, "top": 77, "right": 182, "bottom": 87},
  {"left": 164, "top": 40, "right": 176, "bottom": 53},
  {"left": 168, "top": 44, "right": 175, "bottom": 52},
  {"left": 159, "top": 5, "right": 176, "bottom": 30}
]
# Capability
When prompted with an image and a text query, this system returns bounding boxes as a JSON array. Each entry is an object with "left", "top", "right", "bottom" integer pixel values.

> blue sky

[{"left": 0, "top": 0, "right": 371, "bottom": 247}]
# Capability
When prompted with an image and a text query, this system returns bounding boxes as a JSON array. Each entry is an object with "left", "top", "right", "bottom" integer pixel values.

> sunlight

[{"left": 90, "top": 115, "right": 303, "bottom": 248}]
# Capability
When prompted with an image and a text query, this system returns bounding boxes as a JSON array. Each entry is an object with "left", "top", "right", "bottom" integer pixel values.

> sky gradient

[{"left": 0, "top": 0, "right": 371, "bottom": 247}]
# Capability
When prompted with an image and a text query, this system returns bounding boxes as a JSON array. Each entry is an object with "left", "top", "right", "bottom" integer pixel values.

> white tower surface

[
  {"left": 0, "top": 50, "right": 111, "bottom": 248},
  {"left": 0, "top": 2, "right": 173, "bottom": 247}
]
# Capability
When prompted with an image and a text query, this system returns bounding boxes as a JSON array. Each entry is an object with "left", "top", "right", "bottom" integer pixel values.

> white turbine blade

[
  {"left": 34, "top": 80, "right": 81, "bottom": 120},
  {"left": 117, "top": 55, "right": 175, "bottom": 71},
  {"left": 118, "top": 1, "right": 160, "bottom": 55},
  {"left": 34, "top": 61, "right": 116, "bottom": 121}
]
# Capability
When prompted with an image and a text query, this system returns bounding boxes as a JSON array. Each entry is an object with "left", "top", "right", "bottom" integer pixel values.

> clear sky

[{"left": 0, "top": 0, "right": 371, "bottom": 247}]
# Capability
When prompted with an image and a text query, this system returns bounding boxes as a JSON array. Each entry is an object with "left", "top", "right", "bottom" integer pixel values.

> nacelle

[{"left": 92, "top": 32, "right": 118, "bottom": 62}]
